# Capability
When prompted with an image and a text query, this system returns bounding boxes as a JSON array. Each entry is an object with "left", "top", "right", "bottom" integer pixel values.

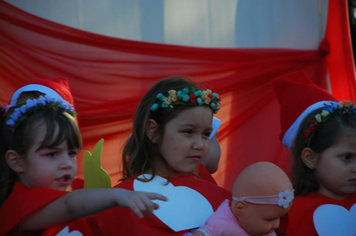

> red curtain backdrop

[
  {"left": 326, "top": 0, "right": 356, "bottom": 101},
  {"left": 1, "top": 1, "right": 355, "bottom": 191}
]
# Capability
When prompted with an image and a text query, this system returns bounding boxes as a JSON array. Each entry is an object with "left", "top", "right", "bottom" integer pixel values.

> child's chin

[{"left": 53, "top": 185, "right": 71, "bottom": 191}]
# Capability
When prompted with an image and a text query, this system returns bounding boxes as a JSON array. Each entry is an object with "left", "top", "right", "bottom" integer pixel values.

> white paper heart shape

[
  {"left": 313, "top": 203, "right": 356, "bottom": 236},
  {"left": 133, "top": 174, "right": 213, "bottom": 232},
  {"left": 55, "top": 226, "right": 83, "bottom": 236}
]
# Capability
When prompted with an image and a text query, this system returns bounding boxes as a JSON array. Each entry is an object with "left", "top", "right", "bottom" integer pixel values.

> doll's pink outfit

[{"left": 186, "top": 199, "right": 276, "bottom": 236}]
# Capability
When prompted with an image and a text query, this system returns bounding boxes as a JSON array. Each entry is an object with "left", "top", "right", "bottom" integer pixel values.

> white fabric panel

[{"left": 5, "top": 0, "right": 328, "bottom": 49}]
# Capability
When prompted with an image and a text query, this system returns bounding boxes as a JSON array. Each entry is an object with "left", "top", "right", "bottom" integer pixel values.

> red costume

[
  {"left": 93, "top": 174, "right": 231, "bottom": 235},
  {"left": 197, "top": 164, "right": 217, "bottom": 185},
  {"left": 287, "top": 192, "right": 356, "bottom": 236},
  {"left": 0, "top": 182, "right": 93, "bottom": 236}
]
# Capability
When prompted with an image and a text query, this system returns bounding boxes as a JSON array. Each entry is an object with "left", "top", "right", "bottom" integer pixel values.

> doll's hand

[{"left": 116, "top": 189, "right": 167, "bottom": 218}]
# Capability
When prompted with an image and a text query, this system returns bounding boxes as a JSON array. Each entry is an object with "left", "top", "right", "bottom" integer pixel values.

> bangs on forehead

[{"left": 38, "top": 112, "right": 82, "bottom": 150}]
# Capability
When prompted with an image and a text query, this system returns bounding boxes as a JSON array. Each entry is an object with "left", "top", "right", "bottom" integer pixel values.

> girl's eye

[
  {"left": 69, "top": 150, "right": 78, "bottom": 157},
  {"left": 341, "top": 154, "right": 352, "bottom": 161},
  {"left": 266, "top": 219, "right": 273, "bottom": 223},
  {"left": 46, "top": 152, "right": 57, "bottom": 158},
  {"left": 183, "top": 129, "right": 193, "bottom": 134},
  {"left": 204, "top": 131, "right": 212, "bottom": 137}
]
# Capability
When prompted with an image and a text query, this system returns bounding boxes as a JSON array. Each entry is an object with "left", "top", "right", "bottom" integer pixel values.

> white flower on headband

[{"left": 278, "top": 189, "right": 294, "bottom": 209}]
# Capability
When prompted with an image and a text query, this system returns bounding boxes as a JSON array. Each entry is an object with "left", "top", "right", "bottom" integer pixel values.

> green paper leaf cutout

[{"left": 83, "top": 139, "right": 111, "bottom": 189}]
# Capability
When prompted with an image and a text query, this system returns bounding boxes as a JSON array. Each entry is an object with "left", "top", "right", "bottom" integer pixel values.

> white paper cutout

[
  {"left": 133, "top": 174, "right": 213, "bottom": 232},
  {"left": 55, "top": 226, "right": 83, "bottom": 236},
  {"left": 313, "top": 203, "right": 356, "bottom": 236}
]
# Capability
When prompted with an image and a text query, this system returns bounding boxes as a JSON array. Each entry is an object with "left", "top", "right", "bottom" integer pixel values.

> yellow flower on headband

[
  {"left": 201, "top": 90, "right": 212, "bottom": 104},
  {"left": 163, "top": 97, "right": 172, "bottom": 105},
  {"left": 315, "top": 114, "right": 322, "bottom": 123},
  {"left": 320, "top": 110, "right": 329, "bottom": 117},
  {"left": 168, "top": 90, "right": 178, "bottom": 102}
]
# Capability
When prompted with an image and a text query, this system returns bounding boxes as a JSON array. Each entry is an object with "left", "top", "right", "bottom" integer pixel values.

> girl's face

[
  {"left": 19, "top": 122, "right": 78, "bottom": 191},
  {"left": 315, "top": 130, "right": 356, "bottom": 199},
  {"left": 155, "top": 106, "right": 213, "bottom": 177}
]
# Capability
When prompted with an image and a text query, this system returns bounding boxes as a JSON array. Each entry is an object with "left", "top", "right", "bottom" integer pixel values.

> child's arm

[{"left": 18, "top": 188, "right": 167, "bottom": 232}]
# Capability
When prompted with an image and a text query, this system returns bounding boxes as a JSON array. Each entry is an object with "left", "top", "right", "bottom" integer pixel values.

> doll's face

[
  {"left": 236, "top": 203, "right": 289, "bottom": 236},
  {"left": 154, "top": 106, "right": 213, "bottom": 177}
]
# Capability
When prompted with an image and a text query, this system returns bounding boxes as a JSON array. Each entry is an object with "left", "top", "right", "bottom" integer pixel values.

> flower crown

[
  {"left": 232, "top": 189, "right": 294, "bottom": 209},
  {"left": 150, "top": 87, "right": 221, "bottom": 114},
  {"left": 304, "top": 101, "right": 356, "bottom": 138},
  {"left": 5, "top": 95, "right": 77, "bottom": 129}
]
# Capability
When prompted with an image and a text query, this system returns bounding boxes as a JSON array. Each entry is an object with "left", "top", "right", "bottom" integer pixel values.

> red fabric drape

[
  {"left": 0, "top": 1, "right": 354, "bottom": 191},
  {"left": 325, "top": 0, "right": 356, "bottom": 101}
]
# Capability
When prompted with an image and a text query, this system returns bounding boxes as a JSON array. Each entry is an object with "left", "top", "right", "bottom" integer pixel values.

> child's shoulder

[
  {"left": 291, "top": 192, "right": 356, "bottom": 215},
  {"left": 295, "top": 192, "right": 356, "bottom": 203}
]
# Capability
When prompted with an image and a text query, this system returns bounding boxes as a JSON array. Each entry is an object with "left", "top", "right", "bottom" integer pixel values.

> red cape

[
  {"left": 93, "top": 174, "right": 231, "bottom": 236},
  {"left": 0, "top": 182, "right": 93, "bottom": 236}
]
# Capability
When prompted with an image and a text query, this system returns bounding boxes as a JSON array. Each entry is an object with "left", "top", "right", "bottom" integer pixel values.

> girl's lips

[
  {"left": 187, "top": 156, "right": 201, "bottom": 161},
  {"left": 350, "top": 178, "right": 356, "bottom": 184},
  {"left": 56, "top": 174, "right": 72, "bottom": 186}
]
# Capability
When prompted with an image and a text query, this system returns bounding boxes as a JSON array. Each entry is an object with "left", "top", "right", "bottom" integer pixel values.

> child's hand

[{"left": 116, "top": 189, "right": 167, "bottom": 218}]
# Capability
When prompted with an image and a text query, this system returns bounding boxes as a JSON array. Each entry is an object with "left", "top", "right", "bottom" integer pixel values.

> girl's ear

[
  {"left": 301, "top": 147, "right": 317, "bottom": 169},
  {"left": 146, "top": 119, "right": 159, "bottom": 143},
  {"left": 6, "top": 150, "right": 24, "bottom": 173}
]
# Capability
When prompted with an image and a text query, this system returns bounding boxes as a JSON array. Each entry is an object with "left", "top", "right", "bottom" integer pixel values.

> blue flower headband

[
  {"left": 304, "top": 101, "right": 356, "bottom": 138},
  {"left": 5, "top": 95, "right": 77, "bottom": 129},
  {"left": 150, "top": 87, "right": 221, "bottom": 114}
]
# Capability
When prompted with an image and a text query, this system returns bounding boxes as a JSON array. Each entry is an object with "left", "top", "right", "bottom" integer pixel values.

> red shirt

[
  {"left": 287, "top": 192, "right": 356, "bottom": 236},
  {"left": 197, "top": 164, "right": 217, "bottom": 185},
  {"left": 0, "top": 182, "right": 93, "bottom": 236},
  {"left": 93, "top": 174, "right": 231, "bottom": 236}
]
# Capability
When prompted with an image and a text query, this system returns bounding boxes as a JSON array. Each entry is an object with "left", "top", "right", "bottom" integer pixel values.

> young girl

[
  {"left": 0, "top": 95, "right": 167, "bottom": 236},
  {"left": 273, "top": 70, "right": 356, "bottom": 236},
  {"left": 94, "top": 76, "right": 232, "bottom": 235}
]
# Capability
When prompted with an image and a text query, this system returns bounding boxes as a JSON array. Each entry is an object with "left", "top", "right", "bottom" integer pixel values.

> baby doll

[{"left": 189, "top": 162, "right": 294, "bottom": 236}]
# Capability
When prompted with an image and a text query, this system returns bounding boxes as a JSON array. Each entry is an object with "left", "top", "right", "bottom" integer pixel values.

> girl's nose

[
  {"left": 192, "top": 136, "right": 205, "bottom": 150},
  {"left": 352, "top": 161, "right": 356, "bottom": 172},
  {"left": 60, "top": 155, "right": 73, "bottom": 169}
]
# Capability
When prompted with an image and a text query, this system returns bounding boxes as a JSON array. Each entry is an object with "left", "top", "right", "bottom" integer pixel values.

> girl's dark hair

[
  {"left": 0, "top": 106, "right": 82, "bottom": 207},
  {"left": 16, "top": 91, "right": 45, "bottom": 105},
  {"left": 291, "top": 107, "right": 356, "bottom": 196},
  {"left": 122, "top": 76, "right": 206, "bottom": 182}
]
